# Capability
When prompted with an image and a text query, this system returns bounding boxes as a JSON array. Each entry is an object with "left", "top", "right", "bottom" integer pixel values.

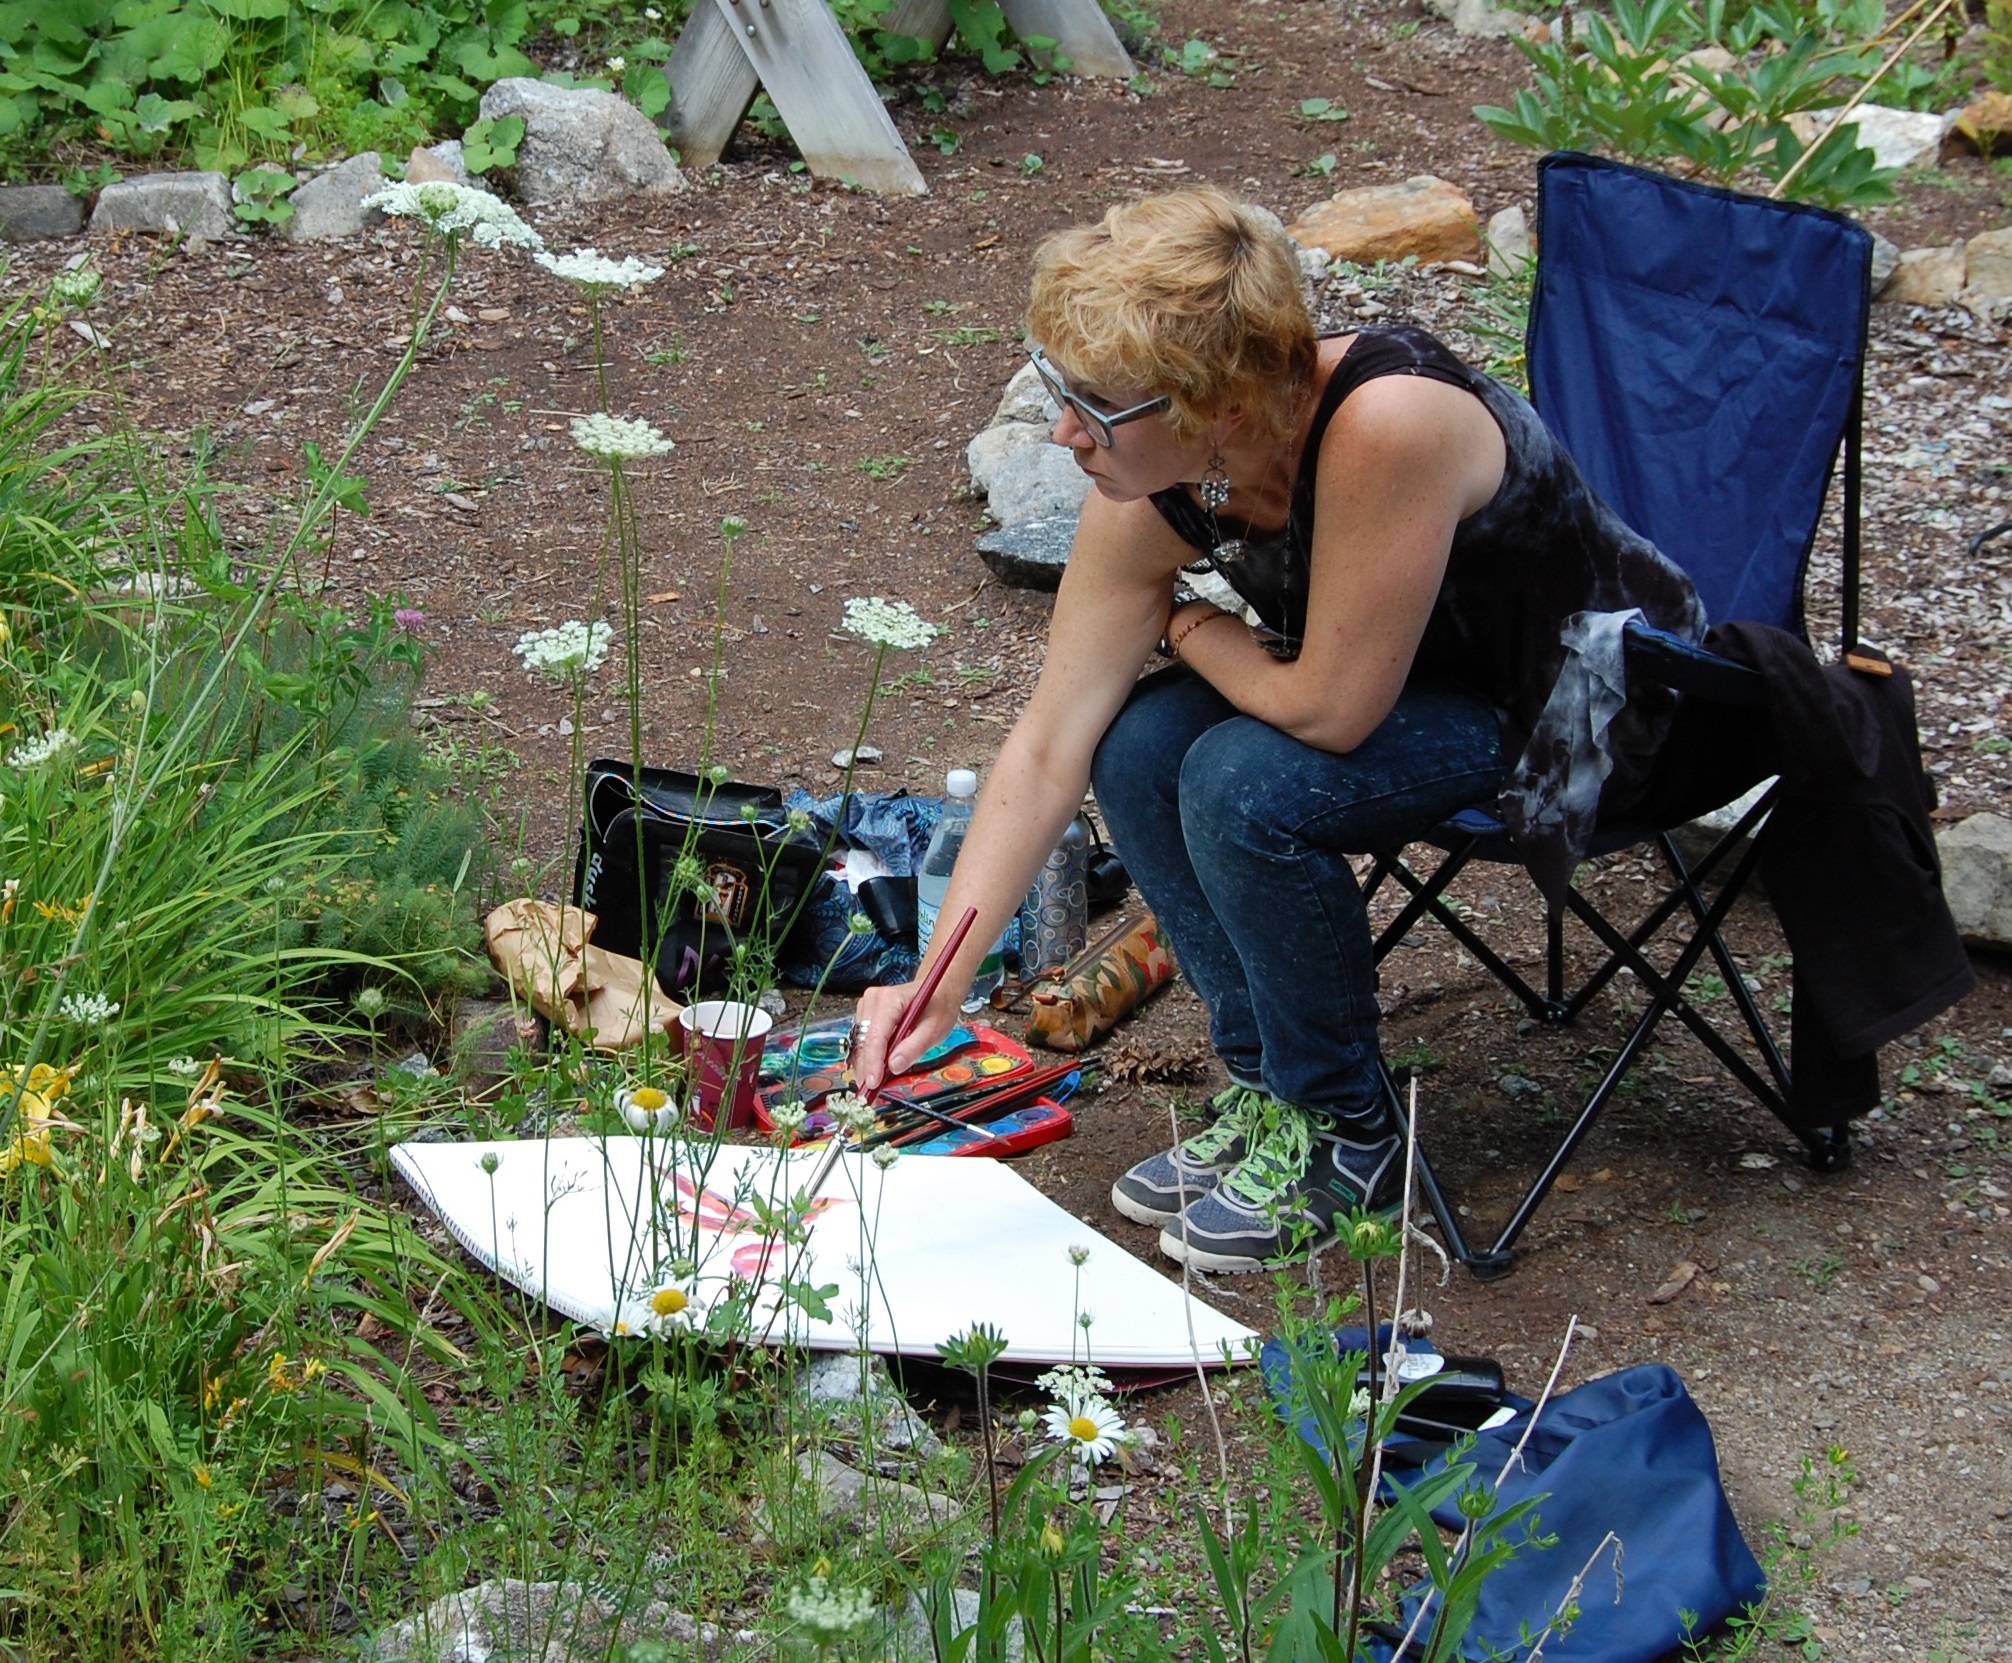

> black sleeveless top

[{"left": 1150, "top": 325, "right": 1706, "bottom": 795}]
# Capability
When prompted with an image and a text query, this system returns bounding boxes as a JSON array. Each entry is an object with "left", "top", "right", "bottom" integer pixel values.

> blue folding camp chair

[{"left": 1371, "top": 153, "right": 1875, "bottom": 1279}]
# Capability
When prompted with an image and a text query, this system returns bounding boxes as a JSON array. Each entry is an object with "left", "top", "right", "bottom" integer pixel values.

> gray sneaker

[
  {"left": 1109, "top": 1086, "right": 1267, "bottom": 1226},
  {"left": 1158, "top": 1102, "right": 1402, "bottom": 1273}
]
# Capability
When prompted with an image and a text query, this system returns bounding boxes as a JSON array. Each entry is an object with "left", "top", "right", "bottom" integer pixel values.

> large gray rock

[
  {"left": 977, "top": 516, "right": 1077, "bottom": 590},
  {"left": 1869, "top": 230, "right": 1901, "bottom": 296},
  {"left": 984, "top": 442, "right": 1092, "bottom": 529},
  {"left": 966, "top": 420, "right": 1054, "bottom": 496},
  {"left": 89, "top": 172, "right": 234, "bottom": 240},
  {"left": 1965, "top": 225, "right": 2012, "bottom": 303},
  {"left": 1421, "top": 0, "right": 1530, "bottom": 36},
  {"left": 0, "top": 184, "right": 84, "bottom": 242},
  {"left": 1939, "top": 812, "right": 2012, "bottom": 949},
  {"left": 283, "top": 153, "right": 386, "bottom": 241},
  {"left": 478, "top": 79, "right": 683, "bottom": 206},
  {"left": 991, "top": 360, "right": 1053, "bottom": 426},
  {"left": 368, "top": 1579, "right": 723, "bottom": 1662},
  {"left": 895, "top": 1588, "right": 1025, "bottom": 1662},
  {"left": 1834, "top": 103, "right": 1952, "bottom": 173},
  {"left": 1484, "top": 204, "right": 1531, "bottom": 277},
  {"left": 405, "top": 140, "right": 473, "bottom": 187},
  {"left": 1883, "top": 245, "right": 1966, "bottom": 306},
  {"left": 790, "top": 1350, "right": 943, "bottom": 1460},
  {"left": 789, "top": 1449, "right": 962, "bottom": 1539}
]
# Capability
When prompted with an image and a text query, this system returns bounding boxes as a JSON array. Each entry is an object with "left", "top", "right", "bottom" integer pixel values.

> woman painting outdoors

[{"left": 852, "top": 188, "right": 1704, "bottom": 1274}]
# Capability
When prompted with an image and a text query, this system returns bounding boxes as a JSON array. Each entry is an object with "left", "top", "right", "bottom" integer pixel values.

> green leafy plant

[
  {"left": 1298, "top": 95, "right": 1351, "bottom": 122},
  {"left": 459, "top": 111, "right": 524, "bottom": 173},
  {"left": 1474, "top": 0, "right": 1903, "bottom": 208},
  {"left": 231, "top": 164, "right": 297, "bottom": 225}
]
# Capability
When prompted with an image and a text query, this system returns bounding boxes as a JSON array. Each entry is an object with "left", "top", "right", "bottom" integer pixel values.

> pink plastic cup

[{"left": 678, "top": 1000, "right": 774, "bottom": 1132}]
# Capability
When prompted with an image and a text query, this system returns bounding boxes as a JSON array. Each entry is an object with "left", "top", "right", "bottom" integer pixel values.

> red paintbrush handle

[{"left": 866, "top": 904, "right": 977, "bottom": 1105}]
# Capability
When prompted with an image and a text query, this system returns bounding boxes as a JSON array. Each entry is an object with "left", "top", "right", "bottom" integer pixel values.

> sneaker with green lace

[
  {"left": 1158, "top": 1099, "right": 1401, "bottom": 1273},
  {"left": 1109, "top": 1086, "right": 1267, "bottom": 1226}
]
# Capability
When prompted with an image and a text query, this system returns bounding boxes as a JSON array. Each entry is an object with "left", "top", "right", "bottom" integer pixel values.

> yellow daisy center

[
  {"left": 1068, "top": 1415, "right": 1100, "bottom": 1442},
  {"left": 651, "top": 1286, "right": 689, "bottom": 1316},
  {"left": 630, "top": 1086, "right": 669, "bottom": 1111}
]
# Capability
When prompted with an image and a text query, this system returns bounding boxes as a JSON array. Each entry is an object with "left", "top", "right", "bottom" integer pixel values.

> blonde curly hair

[{"left": 1026, "top": 189, "right": 1317, "bottom": 445}]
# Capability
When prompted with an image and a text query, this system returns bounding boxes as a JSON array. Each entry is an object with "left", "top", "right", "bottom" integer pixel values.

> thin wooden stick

[{"left": 1770, "top": 0, "right": 1958, "bottom": 199}]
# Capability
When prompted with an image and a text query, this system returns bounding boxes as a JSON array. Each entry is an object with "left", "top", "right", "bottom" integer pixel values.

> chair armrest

[{"left": 1623, "top": 621, "right": 1765, "bottom": 706}]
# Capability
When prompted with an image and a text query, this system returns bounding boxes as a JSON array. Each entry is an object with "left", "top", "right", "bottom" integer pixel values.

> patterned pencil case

[{"left": 1025, "top": 908, "right": 1174, "bottom": 1053}]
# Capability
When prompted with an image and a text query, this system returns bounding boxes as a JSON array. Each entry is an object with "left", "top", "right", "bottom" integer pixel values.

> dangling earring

[{"left": 1198, "top": 450, "right": 1232, "bottom": 511}]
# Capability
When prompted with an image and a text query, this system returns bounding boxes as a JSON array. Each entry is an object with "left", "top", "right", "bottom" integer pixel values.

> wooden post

[
  {"left": 663, "top": 0, "right": 1129, "bottom": 190},
  {"left": 667, "top": 0, "right": 927, "bottom": 193},
  {"left": 999, "top": 0, "right": 1134, "bottom": 78}
]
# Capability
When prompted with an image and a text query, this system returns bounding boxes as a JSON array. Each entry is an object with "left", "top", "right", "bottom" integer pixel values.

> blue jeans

[{"left": 1092, "top": 668, "right": 1505, "bottom": 1127}]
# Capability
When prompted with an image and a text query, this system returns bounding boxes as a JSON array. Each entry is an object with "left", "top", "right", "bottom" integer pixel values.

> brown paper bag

[{"left": 484, "top": 899, "right": 682, "bottom": 1052}]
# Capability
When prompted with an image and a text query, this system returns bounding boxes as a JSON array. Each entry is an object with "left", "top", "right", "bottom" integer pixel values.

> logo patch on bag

[{"left": 704, "top": 861, "right": 754, "bottom": 928}]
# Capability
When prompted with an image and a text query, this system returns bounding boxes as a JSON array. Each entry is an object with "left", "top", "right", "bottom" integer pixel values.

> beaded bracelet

[{"left": 1168, "top": 607, "right": 1232, "bottom": 661}]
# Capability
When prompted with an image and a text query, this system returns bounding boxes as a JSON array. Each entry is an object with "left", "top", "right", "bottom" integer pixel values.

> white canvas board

[{"left": 391, "top": 1138, "right": 1259, "bottom": 1368}]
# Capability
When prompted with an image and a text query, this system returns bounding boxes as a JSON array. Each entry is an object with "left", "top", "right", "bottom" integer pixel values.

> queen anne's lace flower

[
  {"left": 49, "top": 267, "right": 102, "bottom": 310},
  {"left": 513, "top": 620, "right": 613, "bottom": 682},
  {"left": 571, "top": 412, "right": 675, "bottom": 460},
  {"left": 843, "top": 596, "right": 938, "bottom": 651},
  {"left": 59, "top": 992, "right": 119, "bottom": 1026},
  {"left": 361, "top": 181, "right": 545, "bottom": 252},
  {"left": 534, "top": 247, "right": 666, "bottom": 292},
  {"left": 1036, "top": 1362, "right": 1112, "bottom": 1410},
  {"left": 786, "top": 1575, "right": 876, "bottom": 1642},
  {"left": 7, "top": 728, "right": 75, "bottom": 769}
]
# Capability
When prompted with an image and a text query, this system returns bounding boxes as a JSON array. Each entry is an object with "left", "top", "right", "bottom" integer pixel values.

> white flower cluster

[
  {"left": 512, "top": 619, "right": 613, "bottom": 682},
  {"left": 534, "top": 247, "right": 666, "bottom": 292},
  {"left": 361, "top": 181, "right": 545, "bottom": 252},
  {"left": 49, "top": 267, "right": 103, "bottom": 310},
  {"left": 785, "top": 1575, "right": 877, "bottom": 1642},
  {"left": 60, "top": 991, "right": 120, "bottom": 1026},
  {"left": 842, "top": 596, "right": 939, "bottom": 652},
  {"left": 571, "top": 412, "right": 675, "bottom": 460},
  {"left": 7, "top": 728, "right": 76, "bottom": 769}
]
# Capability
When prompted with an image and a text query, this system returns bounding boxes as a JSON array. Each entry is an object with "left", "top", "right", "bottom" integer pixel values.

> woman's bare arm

[
  {"left": 851, "top": 489, "right": 1192, "bottom": 1086},
  {"left": 1171, "top": 375, "right": 1505, "bottom": 753}
]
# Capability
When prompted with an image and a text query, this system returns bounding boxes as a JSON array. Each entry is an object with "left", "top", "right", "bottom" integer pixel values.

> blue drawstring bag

[
  {"left": 779, "top": 790, "right": 942, "bottom": 992},
  {"left": 1265, "top": 1338, "right": 1765, "bottom": 1661}
]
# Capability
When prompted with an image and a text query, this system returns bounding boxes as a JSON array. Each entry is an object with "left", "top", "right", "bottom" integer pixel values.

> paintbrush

[
  {"left": 864, "top": 904, "right": 976, "bottom": 1105},
  {"left": 798, "top": 904, "right": 979, "bottom": 1201}
]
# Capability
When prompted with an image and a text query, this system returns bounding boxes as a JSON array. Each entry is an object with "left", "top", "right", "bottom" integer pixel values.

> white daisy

[
  {"left": 616, "top": 1084, "right": 678, "bottom": 1135},
  {"left": 571, "top": 412, "right": 675, "bottom": 460},
  {"left": 842, "top": 596, "right": 938, "bottom": 651},
  {"left": 646, "top": 1277, "right": 700, "bottom": 1329},
  {"left": 1042, "top": 1393, "right": 1127, "bottom": 1468}
]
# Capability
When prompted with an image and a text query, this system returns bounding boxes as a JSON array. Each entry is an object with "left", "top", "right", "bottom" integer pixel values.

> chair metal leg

[
  {"left": 1381, "top": 1065, "right": 1518, "bottom": 1279},
  {"left": 1654, "top": 831, "right": 1792, "bottom": 1098},
  {"left": 1374, "top": 851, "right": 1558, "bottom": 1020}
]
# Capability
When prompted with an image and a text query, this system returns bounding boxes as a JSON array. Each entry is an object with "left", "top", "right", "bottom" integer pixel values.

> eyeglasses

[{"left": 1028, "top": 347, "right": 1170, "bottom": 448}]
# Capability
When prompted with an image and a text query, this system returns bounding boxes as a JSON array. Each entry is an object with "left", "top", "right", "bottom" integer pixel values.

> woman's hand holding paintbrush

[{"left": 850, "top": 904, "right": 978, "bottom": 1097}]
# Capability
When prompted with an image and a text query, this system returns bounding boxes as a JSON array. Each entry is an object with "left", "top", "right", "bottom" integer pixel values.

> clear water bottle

[{"left": 917, "top": 768, "right": 1005, "bottom": 1012}]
